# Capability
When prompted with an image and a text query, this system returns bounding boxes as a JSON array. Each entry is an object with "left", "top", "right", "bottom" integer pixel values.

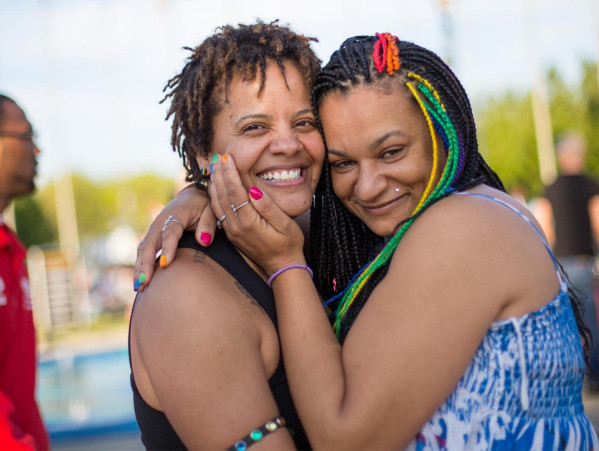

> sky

[{"left": 0, "top": 0, "right": 596, "bottom": 188}]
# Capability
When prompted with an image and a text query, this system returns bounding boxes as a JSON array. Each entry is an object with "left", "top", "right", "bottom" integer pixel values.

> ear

[{"left": 196, "top": 153, "right": 212, "bottom": 172}]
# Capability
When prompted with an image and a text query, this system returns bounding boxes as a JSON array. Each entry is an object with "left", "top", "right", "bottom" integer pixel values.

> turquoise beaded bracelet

[{"left": 225, "top": 416, "right": 286, "bottom": 451}]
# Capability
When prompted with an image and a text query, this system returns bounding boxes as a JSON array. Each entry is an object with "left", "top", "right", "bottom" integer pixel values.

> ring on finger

[
  {"left": 231, "top": 201, "right": 250, "bottom": 214},
  {"left": 162, "top": 214, "right": 184, "bottom": 232},
  {"left": 216, "top": 214, "right": 227, "bottom": 229}
]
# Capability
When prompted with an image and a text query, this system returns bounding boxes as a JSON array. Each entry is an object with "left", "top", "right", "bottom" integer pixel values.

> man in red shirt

[{"left": 0, "top": 94, "right": 48, "bottom": 449}]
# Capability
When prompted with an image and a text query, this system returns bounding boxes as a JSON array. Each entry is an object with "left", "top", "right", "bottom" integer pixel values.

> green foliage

[
  {"left": 14, "top": 195, "right": 57, "bottom": 247},
  {"left": 476, "top": 91, "right": 539, "bottom": 196},
  {"left": 15, "top": 173, "right": 177, "bottom": 246},
  {"left": 476, "top": 60, "right": 599, "bottom": 198}
]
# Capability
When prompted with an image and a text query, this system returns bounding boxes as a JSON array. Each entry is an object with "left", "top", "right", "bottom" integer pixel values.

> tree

[{"left": 14, "top": 195, "right": 57, "bottom": 247}]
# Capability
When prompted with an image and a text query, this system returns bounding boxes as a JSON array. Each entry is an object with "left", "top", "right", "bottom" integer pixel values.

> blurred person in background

[
  {"left": 0, "top": 94, "right": 48, "bottom": 449},
  {"left": 537, "top": 132, "right": 599, "bottom": 391}
]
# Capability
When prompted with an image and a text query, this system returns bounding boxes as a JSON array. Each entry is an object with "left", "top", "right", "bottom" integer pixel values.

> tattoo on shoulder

[
  {"left": 235, "top": 281, "right": 266, "bottom": 315},
  {"left": 193, "top": 251, "right": 206, "bottom": 263}
]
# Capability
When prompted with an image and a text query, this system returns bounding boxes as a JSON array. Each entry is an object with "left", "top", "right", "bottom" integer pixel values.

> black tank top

[{"left": 129, "top": 230, "right": 310, "bottom": 450}]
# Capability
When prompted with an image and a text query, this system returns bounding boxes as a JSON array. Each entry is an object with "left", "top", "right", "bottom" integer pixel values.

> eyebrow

[
  {"left": 235, "top": 114, "right": 272, "bottom": 127},
  {"left": 234, "top": 109, "right": 314, "bottom": 128},
  {"left": 370, "top": 130, "right": 405, "bottom": 151},
  {"left": 327, "top": 130, "right": 406, "bottom": 156},
  {"left": 292, "top": 108, "right": 314, "bottom": 118}
]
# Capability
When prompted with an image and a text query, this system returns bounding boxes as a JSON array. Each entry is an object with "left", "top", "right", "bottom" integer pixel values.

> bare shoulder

[
  {"left": 403, "top": 185, "right": 544, "bottom": 253},
  {"left": 132, "top": 247, "right": 263, "bottom": 349},
  {"left": 384, "top": 184, "right": 559, "bottom": 318}
]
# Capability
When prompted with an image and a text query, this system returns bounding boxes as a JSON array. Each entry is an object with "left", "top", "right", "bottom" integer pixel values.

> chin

[{"left": 268, "top": 192, "right": 313, "bottom": 219}]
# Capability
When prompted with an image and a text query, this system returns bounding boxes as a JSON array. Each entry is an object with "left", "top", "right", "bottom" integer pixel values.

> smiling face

[
  {"left": 204, "top": 61, "right": 324, "bottom": 218},
  {"left": 320, "top": 83, "right": 446, "bottom": 236}
]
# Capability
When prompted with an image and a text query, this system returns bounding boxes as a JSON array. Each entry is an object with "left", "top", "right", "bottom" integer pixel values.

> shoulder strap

[
  {"left": 455, "top": 192, "right": 565, "bottom": 286},
  {"left": 178, "top": 230, "right": 278, "bottom": 327}
]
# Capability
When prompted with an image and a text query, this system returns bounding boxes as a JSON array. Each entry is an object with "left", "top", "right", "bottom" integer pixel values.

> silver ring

[
  {"left": 231, "top": 201, "right": 250, "bottom": 214},
  {"left": 216, "top": 214, "right": 226, "bottom": 229},
  {"left": 136, "top": 239, "right": 145, "bottom": 251},
  {"left": 162, "top": 214, "right": 184, "bottom": 232}
]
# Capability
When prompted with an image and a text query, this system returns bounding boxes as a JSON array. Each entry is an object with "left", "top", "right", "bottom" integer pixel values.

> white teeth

[{"left": 259, "top": 168, "right": 301, "bottom": 182}]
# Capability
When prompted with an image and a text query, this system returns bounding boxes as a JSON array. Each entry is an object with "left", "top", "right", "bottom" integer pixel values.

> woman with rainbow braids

[
  {"left": 136, "top": 33, "right": 598, "bottom": 449},
  {"left": 205, "top": 33, "right": 599, "bottom": 450}
]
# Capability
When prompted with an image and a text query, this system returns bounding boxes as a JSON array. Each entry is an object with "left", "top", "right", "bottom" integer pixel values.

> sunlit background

[{"left": 2, "top": 0, "right": 599, "bottom": 448}]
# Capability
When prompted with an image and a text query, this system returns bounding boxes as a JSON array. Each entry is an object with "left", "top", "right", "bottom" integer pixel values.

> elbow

[{"left": 304, "top": 418, "right": 385, "bottom": 450}]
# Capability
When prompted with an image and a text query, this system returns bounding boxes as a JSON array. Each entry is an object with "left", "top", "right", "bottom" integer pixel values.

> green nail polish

[
  {"left": 212, "top": 154, "right": 219, "bottom": 163},
  {"left": 139, "top": 272, "right": 146, "bottom": 284}
]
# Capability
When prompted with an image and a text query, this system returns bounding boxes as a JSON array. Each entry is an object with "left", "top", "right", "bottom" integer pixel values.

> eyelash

[
  {"left": 382, "top": 148, "right": 403, "bottom": 159},
  {"left": 329, "top": 148, "right": 404, "bottom": 170},
  {"left": 330, "top": 160, "right": 354, "bottom": 170},
  {"left": 241, "top": 118, "right": 316, "bottom": 134},
  {"left": 242, "top": 123, "right": 265, "bottom": 133},
  {"left": 295, "top": 119, "right": 316, "bottom": 129}
]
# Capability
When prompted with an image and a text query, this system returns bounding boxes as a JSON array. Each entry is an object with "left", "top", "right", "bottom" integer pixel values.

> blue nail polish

[
  {"left": 210, "top": 164, "right": 214, "bottom": 174},
  {"left": 134, "top": 279, "right": 140, "bottom": 291}
]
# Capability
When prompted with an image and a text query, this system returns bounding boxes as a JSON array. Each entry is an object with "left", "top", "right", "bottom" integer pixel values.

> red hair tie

[
  {"left": 372, "top": 32, "right": 400, "bottom": 75},
  {"left": 373, "top": 32, "right": 387, "bottom": 73}
]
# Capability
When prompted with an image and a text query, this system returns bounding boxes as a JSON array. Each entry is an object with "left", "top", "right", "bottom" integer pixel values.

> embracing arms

[
  {"left": 206, "top": 157, "right": 560, "bottom": 449},
  {"left": 130, "top": 247, "right": 295, "bottom": 450}
]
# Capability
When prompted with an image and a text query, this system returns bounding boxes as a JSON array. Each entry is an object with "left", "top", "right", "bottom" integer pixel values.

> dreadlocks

[
  {"left": 162, "top": 20, "right": 321, "bottom": 186},
  {"left": 309, "top": 34, "right": 590, "bottom": 364}
]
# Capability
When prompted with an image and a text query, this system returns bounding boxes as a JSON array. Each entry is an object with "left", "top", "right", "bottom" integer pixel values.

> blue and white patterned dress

[{"left": 406, "top": 193, "right": 599, "bottom": 450}]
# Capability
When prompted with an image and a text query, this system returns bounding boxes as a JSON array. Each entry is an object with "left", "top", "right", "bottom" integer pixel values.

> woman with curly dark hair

[{"left": 129, "top": 21, "right": 321, "bottom": 450}]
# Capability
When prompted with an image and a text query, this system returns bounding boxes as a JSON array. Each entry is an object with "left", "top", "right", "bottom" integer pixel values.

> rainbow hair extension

[
  {"left": 373, "top": 33, "right": 400, "bottom": 75},
  {"left": 327, "top": 36, "right": 464, "bottom": 337}
]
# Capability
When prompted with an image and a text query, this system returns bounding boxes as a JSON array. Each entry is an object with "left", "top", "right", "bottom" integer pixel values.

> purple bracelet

[{"left": 267, "top": 264, "right": 313, "bottom": 288}]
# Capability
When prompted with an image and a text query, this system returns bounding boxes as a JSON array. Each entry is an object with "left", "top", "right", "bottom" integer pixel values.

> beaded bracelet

[
  {"left": 267, "top": 264, "right": 313, "bottom": 288},
  {"left": 225, "top": 416, "right": 286, "bottom": 451}
]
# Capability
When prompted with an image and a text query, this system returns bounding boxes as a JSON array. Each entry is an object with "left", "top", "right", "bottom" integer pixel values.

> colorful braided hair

[{"left": 309, "top": 34, "right": 505, "bottom": 342}]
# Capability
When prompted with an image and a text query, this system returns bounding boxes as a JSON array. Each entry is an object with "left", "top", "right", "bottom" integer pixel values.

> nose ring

[{"left": 395, "top": 188, "right": 400, "bottom": 193}]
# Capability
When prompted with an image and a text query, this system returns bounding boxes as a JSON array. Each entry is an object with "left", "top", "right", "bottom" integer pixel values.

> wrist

[{"left": 267, "top": 263, "right": 313, "bottom": 288}]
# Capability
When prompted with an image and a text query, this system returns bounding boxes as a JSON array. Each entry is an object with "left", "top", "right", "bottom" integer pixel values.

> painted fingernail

[
  {"left": 212, "top": 154, "right": 219, "bottom": 163},
  {"left": 139, "top": 272, "right": 146, "bottom": 284},
  {"left": 159, "top": 255, "right": 167, "bottom": 268},
  {"left": 134, "top": 279, "right": 141, "bottom": 291},
  {"left": 222, "top": 154, "right": 229, "bottom": 164},
  {"left": 200, "top": 232, "right": 212, "bottom": 246},
  {"left": 249, "top": 186, "right": 263, "bottom": 200},
  {"left": 210, "top": 164, "right": 214, "bottom": 174}
]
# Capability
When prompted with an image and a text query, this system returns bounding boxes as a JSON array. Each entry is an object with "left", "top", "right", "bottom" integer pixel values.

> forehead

[
  {"left": 1, "top": 101, "right": 31, "bottom": 130},
  {"left": 319, "top": 84, "right": 420, "bottom": 138},
  {"left": 224, "top": 62, "right": 310, "bottom": 110}
]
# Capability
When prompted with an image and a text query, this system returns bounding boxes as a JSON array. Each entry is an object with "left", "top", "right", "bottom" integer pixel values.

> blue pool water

[{"left": 37, "top": 348, "right": 139, "bottom": 440}]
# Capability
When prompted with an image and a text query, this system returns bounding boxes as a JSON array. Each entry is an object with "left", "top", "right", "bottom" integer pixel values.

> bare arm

[
  {"left": 208, "top": 158, "right": 532, "bottom": 449},
  {"left": 134, "top": 185, "right": 216, "bottom": 291},
  {"left": 534, "top": 197, "right": 555, "bottom": 249},
  {"left": 130, "top": 249, "right": 295, "bottom": 450},
  {"left": 590, "top": 195, "right": 599, "bottom": 252}
]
